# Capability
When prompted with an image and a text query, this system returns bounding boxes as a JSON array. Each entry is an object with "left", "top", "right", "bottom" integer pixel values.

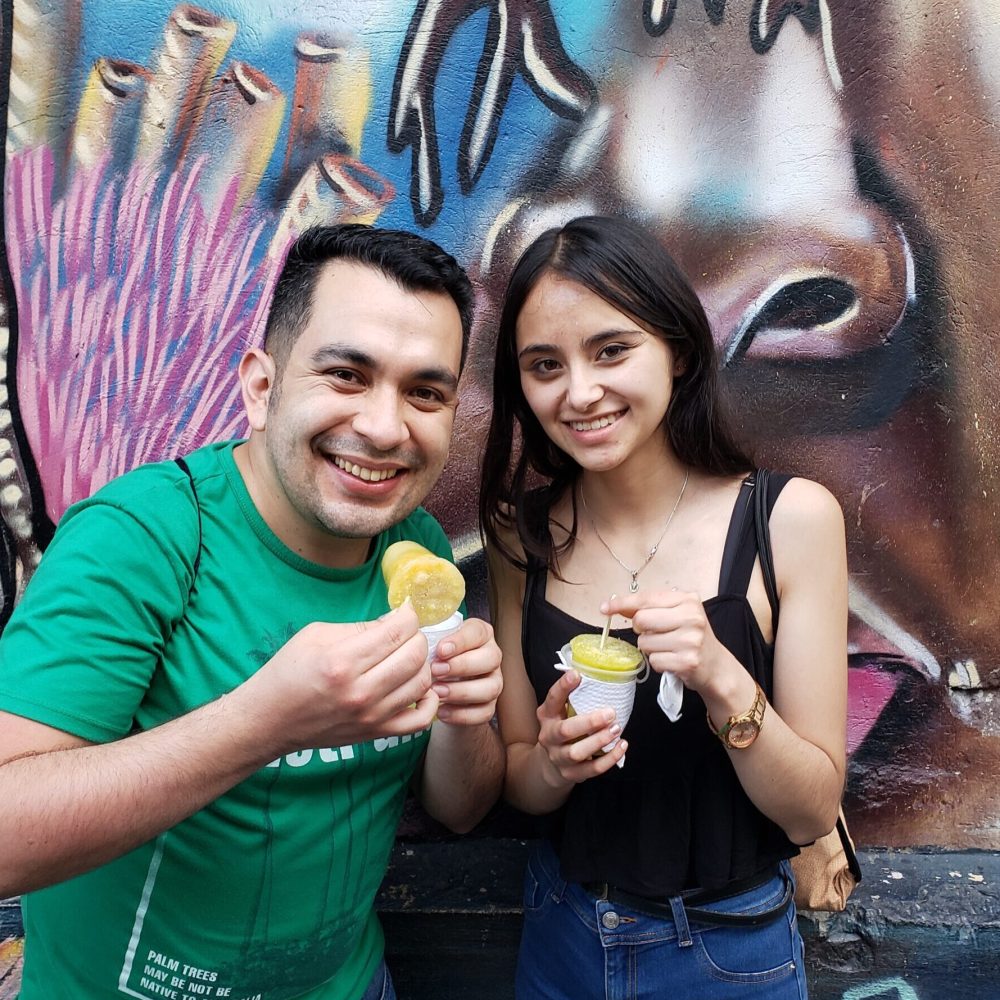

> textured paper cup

[
  {"left": 558, "top": 643, "right": 646, "bottom": 753},
  {"left": 421, "top": 611, "right": 464, "bottom": 662}
]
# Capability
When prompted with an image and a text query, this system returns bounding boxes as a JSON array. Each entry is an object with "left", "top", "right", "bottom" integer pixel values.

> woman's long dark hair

[{"left": 479, "top": 215, "right": 754, "bottom": 573}]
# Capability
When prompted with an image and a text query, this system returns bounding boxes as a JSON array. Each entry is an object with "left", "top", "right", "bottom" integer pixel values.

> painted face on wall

[
  {"left": 404, "top": 0, "right": 1000, "bottom": 845},
  {"left": 1, "top": 0, "right": 997, "bottom": 848}
]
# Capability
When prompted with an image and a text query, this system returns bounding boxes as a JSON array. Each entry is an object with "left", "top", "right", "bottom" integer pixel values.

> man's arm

[
  {"left": 0, "top": 606, "right": 437, "bottom": 898},
  {"left": 417, "top": 617, "right": 505, "bottom": 833}
]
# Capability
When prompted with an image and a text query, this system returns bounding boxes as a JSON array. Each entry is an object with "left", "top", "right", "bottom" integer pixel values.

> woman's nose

[{"left": 565, "top": 366, "right": 605, "bottom": 410}]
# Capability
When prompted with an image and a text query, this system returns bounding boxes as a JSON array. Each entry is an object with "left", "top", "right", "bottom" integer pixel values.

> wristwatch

[{"left": 707, "top": 682, "right": 766, "bottom": 750}]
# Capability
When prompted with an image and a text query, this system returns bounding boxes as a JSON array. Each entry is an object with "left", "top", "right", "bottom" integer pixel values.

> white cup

[
  {"left": 556, "top": 644, "right": 648, "bottom": 755},
  {"left": 421, "top": 611, "right": 464, "bottom": 662}
]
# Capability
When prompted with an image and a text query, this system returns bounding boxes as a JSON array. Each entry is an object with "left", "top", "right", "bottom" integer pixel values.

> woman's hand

[
  {"left": 602, "top": 589, "right": 729, "bottom": 695},
  {"left": 534, "top": 669, "right": 627, "bottom": 786}
]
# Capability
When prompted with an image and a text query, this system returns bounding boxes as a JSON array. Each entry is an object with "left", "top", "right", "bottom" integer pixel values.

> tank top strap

[
  {"left": 718, "top": 471, "right": 793, "bottom": 597},
  {"left": 520, "top": 488, "right": 552, "bottom": 665}
]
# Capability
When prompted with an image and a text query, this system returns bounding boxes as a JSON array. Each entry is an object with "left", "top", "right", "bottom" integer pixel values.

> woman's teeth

[
  {"left": 570, "top": 413, "right": 621, "bottom": 432},
  {"left": 333, "top": 457, "right": 399, "bottom": 482}
]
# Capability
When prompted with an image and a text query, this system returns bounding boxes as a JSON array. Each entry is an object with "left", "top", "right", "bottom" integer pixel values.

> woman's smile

[{"left": 566, "top": 409, "right": 627, "bottom": 433}]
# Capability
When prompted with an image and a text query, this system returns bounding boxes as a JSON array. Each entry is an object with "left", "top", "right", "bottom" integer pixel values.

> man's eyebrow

[
  {"left": 413, "top": 366, "right": 460, "bottom": 392},
  {"left": 310, "top": 344, "right": 458, "bottom": 391},
  {"left": 310, "top": 344, "right": 376, "bottom": 368}
]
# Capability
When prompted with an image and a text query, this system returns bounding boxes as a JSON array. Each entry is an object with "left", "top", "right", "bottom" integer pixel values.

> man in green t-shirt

[{"left": 0, "top": 225, "right": 505, "bottom": 999}]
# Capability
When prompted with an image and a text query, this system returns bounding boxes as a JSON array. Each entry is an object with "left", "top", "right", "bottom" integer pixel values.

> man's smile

[{"left": 331, "top": 456, "right": 402, "bottom": 483}]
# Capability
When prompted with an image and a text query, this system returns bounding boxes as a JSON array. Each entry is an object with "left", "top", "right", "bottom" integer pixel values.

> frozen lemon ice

[
  {"left": 380, "top": 540, "right": 427, "bottom": 581},
  {"left": 382, "top": 541, "right": 466, "bottom": 627},
  {"left": 569, "top": 634, "right": 643, "bottom": 678}
]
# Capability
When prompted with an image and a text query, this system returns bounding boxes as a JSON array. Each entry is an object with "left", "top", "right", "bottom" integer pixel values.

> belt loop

[
  {"left": 550, "top": 868, "right": 569, "bottom": 904},
  {"left": 669, "top": 895, "right": 693, "bottom": 947}
]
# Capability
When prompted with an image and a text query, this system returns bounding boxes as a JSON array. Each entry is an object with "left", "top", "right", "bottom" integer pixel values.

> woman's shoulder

[
  {"left": 768, "top": 474, "right": 843, "bottom": 528},
  {"left": 767, "top": 474, "right": 846, "bottom": 569}
]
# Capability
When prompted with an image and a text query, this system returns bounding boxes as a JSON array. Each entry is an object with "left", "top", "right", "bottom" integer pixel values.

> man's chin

[{"left": 319, "top": 495, "right": 424, "bottom": 542}]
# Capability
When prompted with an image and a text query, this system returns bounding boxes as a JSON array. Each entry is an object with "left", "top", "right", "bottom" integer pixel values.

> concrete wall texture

[{"left": 0, "top": 0, "right": 997, "bottom": 996}]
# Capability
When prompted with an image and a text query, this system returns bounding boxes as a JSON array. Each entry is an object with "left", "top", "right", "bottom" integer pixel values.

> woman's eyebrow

[
  {"left": 517, "top": 329, "right": 640, "bottom": 360},
  {"left": 517, "top": 343, "right": 559, "bottom": 360}
]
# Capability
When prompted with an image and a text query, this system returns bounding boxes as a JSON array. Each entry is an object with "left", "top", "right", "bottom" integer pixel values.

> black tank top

[{"left": 521, "top": 473, "right": 799, "bottom": 896}]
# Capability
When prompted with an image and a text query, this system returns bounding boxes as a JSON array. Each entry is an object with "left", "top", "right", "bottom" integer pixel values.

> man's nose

[{"left": 352, "top": 391, "right": 410, "bottom": 451}]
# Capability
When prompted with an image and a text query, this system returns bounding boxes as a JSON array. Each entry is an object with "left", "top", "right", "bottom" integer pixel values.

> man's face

[{"left": 250, "top": 261, "right": 462, "bottom": 562}]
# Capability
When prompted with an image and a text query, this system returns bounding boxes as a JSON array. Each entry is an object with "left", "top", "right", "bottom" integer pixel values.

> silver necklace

[{"left": 581, "top": 470, "right": 690, "bottom": 593}]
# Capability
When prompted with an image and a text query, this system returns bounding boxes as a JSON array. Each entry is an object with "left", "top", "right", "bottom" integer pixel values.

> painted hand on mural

[{"left": 388, "top": 0, "right": 595, "bottom": 224}]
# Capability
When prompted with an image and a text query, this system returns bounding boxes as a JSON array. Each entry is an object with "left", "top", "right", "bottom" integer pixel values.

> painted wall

[{"left": 0, "top": 0, "right": 998, "bottom": 856}]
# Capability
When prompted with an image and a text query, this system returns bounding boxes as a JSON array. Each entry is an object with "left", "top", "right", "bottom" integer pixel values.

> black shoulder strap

[
  {"left": 718, "top": 475, "right": 755, "bottom": 594},
  {"left": 521, "top": 554, "right": 543, "bottom": 667},
  {"left": 754, "top": 469, "right": 779, "bottom": 631},
  {"left": 174, "top": 457, "right": 203, "bottom": 581}
]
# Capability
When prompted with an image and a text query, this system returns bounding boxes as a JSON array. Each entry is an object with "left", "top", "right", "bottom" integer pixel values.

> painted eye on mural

[{"left": 724, "top": 276, "right": 859, "bottom": 365}]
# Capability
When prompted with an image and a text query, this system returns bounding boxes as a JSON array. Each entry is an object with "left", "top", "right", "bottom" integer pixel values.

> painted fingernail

[
  {"left": 438, "top": 642, "right": 454, "bottom": 657},
  {"left": 431, "top": 661, "right": 449, "bottom": 677},
  {"left": 609, "top": 723, "right": 622, "bottom": 736},
  {"left": 433, "top": 684, "right": 449, "bottom": 698}
]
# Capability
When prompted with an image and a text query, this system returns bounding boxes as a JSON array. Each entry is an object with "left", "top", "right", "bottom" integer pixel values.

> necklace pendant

[{"left": 629, "top": 575, "right": 639, "bottom": 593}]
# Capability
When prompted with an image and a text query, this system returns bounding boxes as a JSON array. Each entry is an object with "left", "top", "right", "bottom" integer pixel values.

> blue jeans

[
  {"left": 358, "top": 958, "right": 397, "bottom": 1000},
  {"left": 516, "top": 842, "right": 808, "bottom": 1000}
]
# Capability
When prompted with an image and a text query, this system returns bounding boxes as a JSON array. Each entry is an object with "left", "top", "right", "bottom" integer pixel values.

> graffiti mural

[{"left": 0, "top": 0, "right": 998, "bottom": 852}]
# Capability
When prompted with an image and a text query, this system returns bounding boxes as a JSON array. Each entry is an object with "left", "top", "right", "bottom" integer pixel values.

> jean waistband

[{"left": 582, "top": 865, "right": 792, "bottom": 928}]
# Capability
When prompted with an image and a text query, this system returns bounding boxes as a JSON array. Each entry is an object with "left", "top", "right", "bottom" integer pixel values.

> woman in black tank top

[{"left": 479, "top": 216, "right": 848, "bottom": 1000}]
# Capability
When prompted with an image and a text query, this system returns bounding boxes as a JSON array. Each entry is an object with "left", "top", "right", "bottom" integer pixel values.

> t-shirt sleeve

[{"left": 0, "top": 495, "right": 197, "bottom": 742}]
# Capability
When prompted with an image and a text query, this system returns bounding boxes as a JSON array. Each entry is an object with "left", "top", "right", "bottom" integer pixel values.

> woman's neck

[{"left": 578, "top": 453, "right": 692, "bottom": 531}]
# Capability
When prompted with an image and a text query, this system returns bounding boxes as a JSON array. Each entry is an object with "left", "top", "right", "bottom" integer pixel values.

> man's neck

[{"left": 232, "top": 441, "right": 374, "bottom": 569}]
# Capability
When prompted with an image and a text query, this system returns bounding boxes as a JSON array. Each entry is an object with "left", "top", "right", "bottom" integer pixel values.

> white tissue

[{"left": 657, "top": 672, "right": 684, "bottom": 722}]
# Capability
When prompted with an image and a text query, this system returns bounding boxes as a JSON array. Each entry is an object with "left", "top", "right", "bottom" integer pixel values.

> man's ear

[{"left": 239, "top": 348, "right": 277, "bottom": 431}]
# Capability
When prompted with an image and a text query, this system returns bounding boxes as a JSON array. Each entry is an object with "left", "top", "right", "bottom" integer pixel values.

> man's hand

[
  {"left": 418, "top": 617, "right": 505, "bottom": 832},
  {"left": 244, "top": 602, "right": 439, "bottom": 758},
  {"left": 428, "top": 617, "right": 503, "bottom": 726}
]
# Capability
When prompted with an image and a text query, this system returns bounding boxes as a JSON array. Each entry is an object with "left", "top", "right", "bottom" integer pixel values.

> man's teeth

[
  {"left": 333, "top": 457, "right": 399, "bottom": 482},
  {"left": 571, "top": 413, "right": 621, "bottom": 432}
]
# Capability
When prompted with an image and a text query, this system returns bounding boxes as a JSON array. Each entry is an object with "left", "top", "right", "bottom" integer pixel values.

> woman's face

[{"left": 514, "top": 271, "right": 680, "bottom": 476}]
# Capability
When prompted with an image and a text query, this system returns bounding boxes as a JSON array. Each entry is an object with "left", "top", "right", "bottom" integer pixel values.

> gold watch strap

[{"left": 706, "top": 681, "right": 766, "bottom": 742}]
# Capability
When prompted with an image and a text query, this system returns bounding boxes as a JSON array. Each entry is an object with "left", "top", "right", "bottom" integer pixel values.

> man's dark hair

[{"left": 263, "top": 223, "right": 475, "bottom": 371}]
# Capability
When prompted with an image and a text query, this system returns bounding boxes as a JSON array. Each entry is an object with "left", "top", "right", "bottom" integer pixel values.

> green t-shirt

[{"left": 0, "top": 442, "right": 453, "bottom": 1000}]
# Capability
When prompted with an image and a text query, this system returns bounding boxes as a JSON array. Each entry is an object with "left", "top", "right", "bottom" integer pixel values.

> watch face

[{"left": 727, "top": 720, "right": 760, "bottom": 749}]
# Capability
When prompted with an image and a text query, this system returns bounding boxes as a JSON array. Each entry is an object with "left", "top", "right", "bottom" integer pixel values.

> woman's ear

[
  {"left": 673, "top": 356, "right": 688, "bottom": 377},
  {"left": 239, "top": 348, "right": 277, "bottom": 432}
]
